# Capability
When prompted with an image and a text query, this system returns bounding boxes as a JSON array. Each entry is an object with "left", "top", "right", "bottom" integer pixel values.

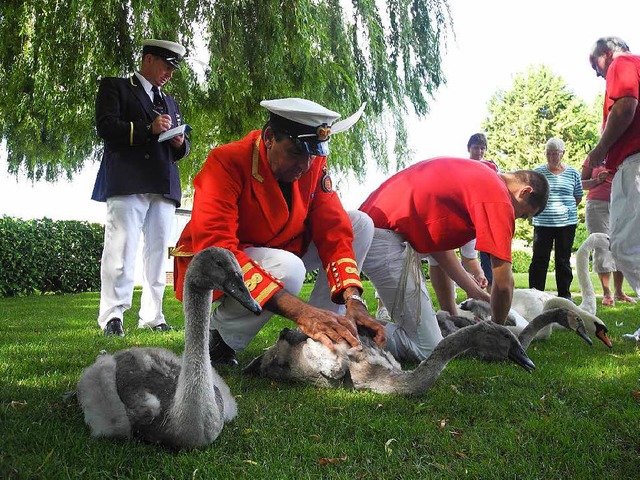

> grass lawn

[{"left": 1, "top": 274, "right": 639, "bottom": 479}]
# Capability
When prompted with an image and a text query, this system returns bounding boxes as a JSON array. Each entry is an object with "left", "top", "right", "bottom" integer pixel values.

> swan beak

[
  {"left": 223, "top": 275, "right": 262, "bottom": 315},
  {"left": 509, "top": 345, "right": 536, "bottom": 373},
  {"left": 243, "top": 353, "right": 265, "bottom": 374},
  {"left": 596, "top": 329, "right": 613, "bottom": 349},
  {"left": 575, "top": 326, "right": 593, "bottom": 346}
]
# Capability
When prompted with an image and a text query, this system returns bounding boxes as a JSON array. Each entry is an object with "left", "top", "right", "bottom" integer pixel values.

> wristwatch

[{"left": 347, "top": 294, "right": 367, "bottom": 308}]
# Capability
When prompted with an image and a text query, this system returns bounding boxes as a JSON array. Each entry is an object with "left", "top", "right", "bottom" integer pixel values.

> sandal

[
  {"left": 614, "top": 294, "right": 637, "bottom": 304},
  {"left": 602, "top": 296, "right": 615, "bottom": 307}
]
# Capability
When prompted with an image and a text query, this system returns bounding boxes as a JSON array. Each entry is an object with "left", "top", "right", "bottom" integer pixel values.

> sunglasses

[{"left": 289, "top": 136, "right": 329, "bottom": 156}]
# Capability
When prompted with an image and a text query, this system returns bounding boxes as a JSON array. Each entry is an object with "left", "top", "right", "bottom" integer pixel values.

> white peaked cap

[
  {"left": 142, "top": 39, "right": 186, "bottom": 58},
  {"left": 260, "top": 98, "right": 341, "bottom": 127},
  {"left": 260, "top": 98, "right": 366, "bottom": 135}
]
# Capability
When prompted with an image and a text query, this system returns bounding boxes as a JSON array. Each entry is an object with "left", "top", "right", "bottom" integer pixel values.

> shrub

[
  {"left": 511, "top": 249, "right": 531, "bottom": 274},
  {"left": 0, "top": 216, "right": 103, "bottom": 297}
]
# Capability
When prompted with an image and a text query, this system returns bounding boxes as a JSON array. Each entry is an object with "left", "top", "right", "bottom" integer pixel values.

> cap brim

[{"left": 164, "top": 57, "right": 181, "bottom": 70}]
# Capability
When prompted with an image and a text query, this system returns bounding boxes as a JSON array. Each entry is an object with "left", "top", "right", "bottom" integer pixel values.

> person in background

[
  {"left": 528, "top": 137, "right": 582, "bottom": 300},
  {"left": 173, "top": 98, "right": 385, "bottom": 365},
  {"left": 586, "top": 36, "right": 640, "bottom": 340},
  {"left": 467, "top": 133, "right": 496, "bottom": 290},
  {"left": 92, "top": 39, "right": 190, "bottom": 336},
  {"left": 360, "top": 158, "right": 549, "bottom": 362},
  {"left": 581, "top": 159, "right": 636, "bottom": 306}
]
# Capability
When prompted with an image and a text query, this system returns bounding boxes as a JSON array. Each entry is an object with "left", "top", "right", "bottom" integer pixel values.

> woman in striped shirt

[{"left": 528, "top": 138, "right": 583, "bottom": 299}]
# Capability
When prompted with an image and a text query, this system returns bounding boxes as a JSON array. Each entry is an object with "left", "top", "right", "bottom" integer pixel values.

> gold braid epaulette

[{"left": 169, "top": 245, "right": 194, "bottom": 257}]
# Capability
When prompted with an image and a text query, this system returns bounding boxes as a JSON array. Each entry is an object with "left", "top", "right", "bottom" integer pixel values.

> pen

[{"left": 153, "top": 109, "right": 162, "bottom": 116}]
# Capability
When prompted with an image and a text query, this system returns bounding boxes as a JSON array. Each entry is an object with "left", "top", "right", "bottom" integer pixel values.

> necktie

[{"left": 151, "top": 86, "right": 165, "bottom": 114}]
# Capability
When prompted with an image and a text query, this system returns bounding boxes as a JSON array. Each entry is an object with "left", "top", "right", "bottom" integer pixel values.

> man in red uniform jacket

[
  {"left": 174, "top": 98, "right": 384, "bottom": 365},
  {"left": 360, "top": 158, "right": 549, "bottom": 362}
]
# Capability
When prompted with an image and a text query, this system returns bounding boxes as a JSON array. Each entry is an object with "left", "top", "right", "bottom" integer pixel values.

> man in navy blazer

[{"left": 92, "top": 39, "right": 190, "bottom": 336}]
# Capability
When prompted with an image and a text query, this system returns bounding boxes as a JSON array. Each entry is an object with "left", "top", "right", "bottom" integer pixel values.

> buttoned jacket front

[{"left": 91, "top": 75, "right": 189, "bottom": 206}]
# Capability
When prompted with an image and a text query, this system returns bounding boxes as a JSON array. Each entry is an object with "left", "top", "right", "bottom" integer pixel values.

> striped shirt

[{"left": 532, "top": 164, "right": 582, "bottom": 227}]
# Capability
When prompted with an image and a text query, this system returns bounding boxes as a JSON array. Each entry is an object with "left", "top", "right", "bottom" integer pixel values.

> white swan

[
  {"left": 244, "top": 322, "right": 535, "bottom": 395},
  {"left": 508, "top": 233, "right": 612, "bottom": 347},
  {"left": 77, "top": 247, "right": 261, "bottom": 450}
]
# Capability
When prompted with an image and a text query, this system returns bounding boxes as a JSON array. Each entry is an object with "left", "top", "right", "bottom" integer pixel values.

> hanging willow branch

[{"left": 0, "top": 0, "right": 452, "bottom": 182}]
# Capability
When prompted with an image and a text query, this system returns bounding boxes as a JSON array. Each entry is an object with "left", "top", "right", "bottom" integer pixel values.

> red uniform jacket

[{"left": 173, "top": 130, "right": 363, "bottom": 305}]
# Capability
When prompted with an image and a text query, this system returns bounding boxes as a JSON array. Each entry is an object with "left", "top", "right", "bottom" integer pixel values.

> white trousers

[
  {"left": 363, "top": 228, "right": 443, "bottom": 363},
  {"left": 97, "top": 194, "right": 175, "bottom": 329},
  {"left": 609, "top": 152, "right": 640, "bottom": 295},
  {"left": 211, "top": 211, "right": 374, "bottom": 351}
]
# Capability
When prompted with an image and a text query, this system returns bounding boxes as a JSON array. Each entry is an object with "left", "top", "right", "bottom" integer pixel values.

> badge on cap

[
  {"left": 316, "top": 125, "right": 331, "bottom": 141},
  {"left": 320, "top": 166, "right": 333, "bottom": 193}
]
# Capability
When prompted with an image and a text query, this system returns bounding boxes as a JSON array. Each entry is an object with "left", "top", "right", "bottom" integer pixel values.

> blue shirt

[{"left": 532, "top": 165, "right": 582, "bottom": 227}]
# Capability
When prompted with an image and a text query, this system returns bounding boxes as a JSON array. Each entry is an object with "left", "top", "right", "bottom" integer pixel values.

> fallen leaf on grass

[
  {"left": 384, "top": 438, "right": 397, "bottom": 455},
  {"left": 437, "top": 418, "right": 449, "bottom": 429},
  {"left": 427, "top": 462, "right": 453, "bottom": 472},
  {"left": 309, "top": 434, "right": 322, "bottom": 441},
  {"left": 243, "top": 460, "right": 258, "bottom": 465},
  {"left": 318, "top": 456, "right": 347, "bottom": 465},
  {"left": 10, "top": 401, "right": 27, "bottom": 409},
  {"left": 449, "top": 429, "right": 463, "bottom": 438},
  {"left": 632, "top": 391, "right": 640, "bottom": 402},
  {"left": 455, "top": 451, "right": 469, "bottom": 458},
  {"left": 449, "top": 385, "right": 462, "bottom": 396}
]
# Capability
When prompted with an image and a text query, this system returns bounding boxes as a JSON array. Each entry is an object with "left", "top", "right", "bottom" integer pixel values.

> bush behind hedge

[{"left": 0, "top": 216, "right": 103, "bottom": 297}]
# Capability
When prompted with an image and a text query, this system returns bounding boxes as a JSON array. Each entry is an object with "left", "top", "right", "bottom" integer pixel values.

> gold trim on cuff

[{"left": 256, "top": 282, "right": 279, "bottom": 304}]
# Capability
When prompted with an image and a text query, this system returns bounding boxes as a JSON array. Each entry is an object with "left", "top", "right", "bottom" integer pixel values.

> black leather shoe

[
  {"left": 150, "top": 323, "right": 175, "bottom": 332},
  {"left": 104, "top": 318, "right": 124, "bottom": 337},
  {"left": 209, "top": 329, "right": 238, "bottom": 366}
]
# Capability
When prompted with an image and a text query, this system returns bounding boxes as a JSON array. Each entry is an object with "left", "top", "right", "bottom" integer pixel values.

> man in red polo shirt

[
  {"left": 586, "top": 36, "right": 640, "bottom": 340},
  {"left": 360, "top": 158, "right": 549, "bottom": 362}
]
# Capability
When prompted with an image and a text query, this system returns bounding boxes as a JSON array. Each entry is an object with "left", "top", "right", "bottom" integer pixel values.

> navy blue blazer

[{"left": 91, "top": 75, "right": 190, "bottom": 206}]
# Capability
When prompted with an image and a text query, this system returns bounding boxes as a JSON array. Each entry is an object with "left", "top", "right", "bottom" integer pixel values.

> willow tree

[{"left": 0, "top": 0, "right": 452, "bottom": 184}]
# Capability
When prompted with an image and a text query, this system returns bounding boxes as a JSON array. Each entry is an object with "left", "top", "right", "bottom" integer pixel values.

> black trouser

[
  {"left": 480, "top": 251, "right": 493, "bottom": 285},
  {"left": 528, "top": 224, "right": 577, "bottom": 298}
]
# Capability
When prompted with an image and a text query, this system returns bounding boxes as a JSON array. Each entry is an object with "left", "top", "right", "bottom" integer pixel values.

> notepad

[{"left": 158, "top": 124, "right": 192, "bottom": 142}]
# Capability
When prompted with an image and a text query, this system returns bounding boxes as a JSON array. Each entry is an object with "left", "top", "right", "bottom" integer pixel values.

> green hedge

[{"left": 0, "top": 216, "right": 104, "bottom": 297}]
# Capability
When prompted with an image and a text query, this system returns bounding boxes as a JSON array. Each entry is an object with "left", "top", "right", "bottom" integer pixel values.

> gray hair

[
  {"left": 545, "top": 137, "right": 565, "bottom": 152},
  {"left": 590, "top": 37, "right": 630, "bottom": 59}
]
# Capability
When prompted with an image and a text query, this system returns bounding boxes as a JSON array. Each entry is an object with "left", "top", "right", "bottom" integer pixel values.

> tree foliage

[
  {"left": 0, "top": 0, "right": 452, "bottom": 184},
  {"left": 483, "top": 65, "right": 600, "bottom": 171},
  {"left": 481, "top": 65, "right": 601, "bottom": 243}
]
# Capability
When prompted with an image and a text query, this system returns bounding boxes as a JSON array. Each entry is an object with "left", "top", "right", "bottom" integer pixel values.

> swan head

[
  {"left": 464, "top": 322, "right": 536, "bottom": 372},
  {"left": 244, "top": 328, "right": 350, "bottom": 387},
  {"left": 187, "top": 247, "right": 262, "bottom": 315},
  {"left": 544, "top": 308, "right": 593, "bottom": 346},
  {"left": 594, "top": 322, "right": 613, "bottom": 349}
]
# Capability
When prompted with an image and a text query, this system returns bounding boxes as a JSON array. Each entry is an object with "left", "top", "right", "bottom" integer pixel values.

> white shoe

[{"left": 376, "top": 306, "right": 391, "bottom": 321}]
